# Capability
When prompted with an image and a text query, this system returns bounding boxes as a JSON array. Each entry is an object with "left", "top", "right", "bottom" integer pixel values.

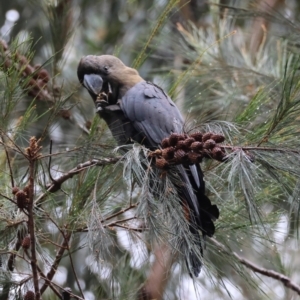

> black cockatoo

[{"left": 77, "top": 55, "right": 219, "bottom": 276}]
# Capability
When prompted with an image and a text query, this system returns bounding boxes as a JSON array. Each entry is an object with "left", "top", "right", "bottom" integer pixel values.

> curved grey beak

[{"left": 83, "top": 74, "right": 103, "bottom": 96}]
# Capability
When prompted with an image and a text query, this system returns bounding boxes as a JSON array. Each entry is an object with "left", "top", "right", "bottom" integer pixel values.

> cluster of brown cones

[
  {"left": 150, "top": 132, "right": 226, "bottom": 169},
  {"left": 0, "top": 39, "right": 52, "bottom": 101}
]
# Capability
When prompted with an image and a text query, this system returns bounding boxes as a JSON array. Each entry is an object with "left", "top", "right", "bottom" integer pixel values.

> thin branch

[
  {"left": 102, "top": 203, "right": 139, "bottom": 222},
  {"left": 113, "top": 223, "right": 146, "bottom": 232},
  {"left": 35, "top": 157, "right": 121, "bottom": 205},
  {"left": 37, "top": 269, "right": 62, "bottom": 299},
  {"left": 42, "top": 279, "right": 84, "bottom": 300},
  {"left": 48, "top": 140, "right": 55, "bottom": 182},
  {"left": 0, "top": 240, "right": 22, "bottom": 300},
  {"left": 41, "top": 237, "right": 68, "bottom": 249},
  {"left": 77, "top": 216, "right": 140, "bottom": 232},
  {"left": 209, "top": 238, "right": 300, "bottom": 296},
  {"left": 1, "top": 134, "right": 15, "bottom": 188},
  {"left": 33, "top": 207, "right": 80, "bottom": 298},
  {"left": 106, "top": 216, "right": 138, "bottom": 227},
  {"left": 40, "top": 232, "right": 71, "bottom": 295},
  {"left": 23, "top": 249, "right": 62, "bottom": 299},
  {"left": 39, "top": 146, "right": 82, "bottom": 159},
  {"left": 64, "top": 236, "right": 85, "bottom": 299},
  {"left": 0, "top": 129, "right": 25, "bottom": 157},
  {"left": 221, "top": 145, "right": 300, "bottom": 154},
  {"left": 0, "top": 192, "right": 17, "bottom": 205},
  {"left": 27, "top": 142, "right": 41, "bottom": 300}
]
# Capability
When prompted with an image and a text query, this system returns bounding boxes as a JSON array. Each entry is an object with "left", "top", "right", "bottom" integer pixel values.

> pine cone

[
  {"left": 211, "top": 147, "right": 225, "bottom": 161},
  {"left": 155, "top": 157, "right": 169, "bottom": 169},
  {"left": 23, "top": 185, "right": 30, "bottom": 196},
  {"left": 203, "top": 139, "right": 216, "bottom": 149},
  {"left": 202, "top": 132, "right": 213, "bottom": 142},
  {"left": 85, "top": 120, "right": 92, "bottom": 130},
  {"left": 190, "top": 132, "right": 203, "bottom": 142},
  {"left": 22, "top": 235, "right": 31, "bottom": 249},
  {"left": 190, "top": 141, "right": 203, "bottom": 151},
  {"left": 16, "top": 190, "right": 28, "bottom": 209},
  {"left": 162, "top": 147, "right": 175, "bottom": 159},
  {"left": 169, "top": 133, "right": 184, "bottom": 146},
  {"left": 188, "top": 152, "right": 203, "bottom": 164},
  {"left": 149, "top": 149, "right": 162, "bottom": 157},
  {"left": 174, "top": 149, "right": 187, "bottom": 163},
  {"left": 211, "top": 134, "right": 225, "bottom": 143},
  {"left": 161, "top": 138, "right": 170, "bottom": 148},
  {"left": 12, "top": 186, "right": 20, "bottom": 195},
  {"left": 60, "top": 109, "right": 71, "bottom": 120},
  {"left": 24, "top": 290, "right": 35, "bottom": 300},
  {"left": 175, "top": 140, "right": 186, "bottom": 149},
  {"left": 38, "top": 69, "right": 50, "bottom": 83},
  {"left": 183, "top": 137, "right": 195, "bottom": 148}
]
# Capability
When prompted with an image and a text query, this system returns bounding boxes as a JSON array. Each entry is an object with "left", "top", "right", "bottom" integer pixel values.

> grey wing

[
  {"left": 120, "top": 80, "right": 202, "bottom": 222},
  {"left": 120, "top": 81, "right": 184, "bottom": 147}
]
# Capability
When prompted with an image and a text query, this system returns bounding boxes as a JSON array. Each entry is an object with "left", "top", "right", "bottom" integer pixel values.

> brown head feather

[{"left": 77, "top": 55, "right": 143, "bottom": 98}]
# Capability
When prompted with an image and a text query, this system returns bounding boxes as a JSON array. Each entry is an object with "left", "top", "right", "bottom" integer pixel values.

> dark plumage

[{"left": 77, "top": 55, "right": 219, "bottom": 276}]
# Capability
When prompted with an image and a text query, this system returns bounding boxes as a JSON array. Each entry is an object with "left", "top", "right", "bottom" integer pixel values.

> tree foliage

[{"left": 1, "top": 1, "right": 300, "bottom": 299}]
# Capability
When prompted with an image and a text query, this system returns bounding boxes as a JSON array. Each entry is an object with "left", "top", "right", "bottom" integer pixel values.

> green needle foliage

[{"left": 2, "top": 1, "right": 300, "bottom": 300}]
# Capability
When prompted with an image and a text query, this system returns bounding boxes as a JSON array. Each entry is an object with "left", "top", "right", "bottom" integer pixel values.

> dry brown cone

[
  {"left": 190, "top": 132, "right": 203, "bottom": 142},
  {"left": 12, "top": 186, "right": 20, "bottom": 195},
  {"left": 26, "top": 137, "right": 42, "bottom": 160},
  {"left": 0, "top": 40, "right": 52, "bottom": 102},
  {"left": 16, "top": 190, "right": 28, "bottom": 209},
  {"left": 59, "top": 109, "right": 72, "bottom": 120},
  {"left": 155, "top": 157, "right": 169, "bottom": 169},
  {"left": 190, "top": 141, "right": 203, "bottom": 151},
  {"left": 169, "top": 133, "right": 184, "bottom": 146},
  {"left": 161, "top": 137, "right": 170, "bottom": 148},
  {"left": 149, "top": 149, "right": 162, "bottom": 158},
  {"left": 188, "top": 152, "right": 202, "bottom": 164},
  {"left": 202, "top": 132, "right": 213, "bottom": 142},
  {"left": 24, "top": 290, "right": 35, "bottom": 300},
  {"left": 37, "top": 68, "right": 50, "bottom": 83},
  {"left": 211, "top": 147, "right": 225, "bottom": 161},
  {"left": 85, "top": 120, "right": 92, "bottom": 130},
  {"left": 22, "top": 235, "right": 31, "bottom": 250},
  {"left": 176, "top": 140, "right": 187, "bottom": 150},
  {"left": 23, "top": 185, "right": 30, "bottom": 196},
  {"left": 203, "top": 139, "right": 216, "bottom": 149},
  {"left": 211, "top": 134, "right": 225, "bottom": 143},
  {"left": 174, "top": 149, "right": 187, "bottom": 163},
  {"left": 162, "top": 147, "right": 175, "bottom": 159},
  {"left": 183, "top": 137, "right": 195, "bottom": 148}
]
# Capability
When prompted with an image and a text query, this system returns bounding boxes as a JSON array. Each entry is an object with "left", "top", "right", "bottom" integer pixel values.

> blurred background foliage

[{"left": 2, "top": 0, "right": 300, "bottom": 299}]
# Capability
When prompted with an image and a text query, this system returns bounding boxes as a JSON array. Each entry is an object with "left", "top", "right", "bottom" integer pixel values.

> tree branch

[
  {"left": 221, "top": 145, "right": 300, "bottom": 154},
  {"left": 26, "top": 138, "right": 42, "bottom": 300},
  {"left": 209, "top": 237, "right": 300, "bottom": 295},
  {"left": 35, "top": 157, "right": 121, "bottom": 205},
  {"left": 40, "top": 232, "right": 71, "bottom": 295},
  {"left": 23, "top": 249, "right": 62, "bottom": 299}
]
